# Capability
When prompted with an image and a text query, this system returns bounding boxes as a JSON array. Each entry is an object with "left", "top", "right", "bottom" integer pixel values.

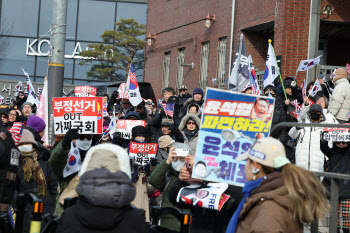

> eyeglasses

[
  {"left": 173, "top": 156, "right": 186, "bottom": 162},
  {"left": 187, "top": 121, "right": 196, "bottom": 125},
  {"left": 79, "top": 135, "right": 92, "bottom": 140},
  {"left": 18, "top": 94, "right": 24, "bottom": 97}
]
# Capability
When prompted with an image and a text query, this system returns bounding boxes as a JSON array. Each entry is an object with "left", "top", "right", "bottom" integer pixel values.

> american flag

[
  {"left": 161, "top": 103, "right": 174, "bottom": 118},
  {"left": 251, "top": 84, "right": 260, "bottom": 96},
  {"left": 9, "top": 122, "right": 23, "bottom": 144},
  {"left": 347, "top": 63, "right": 350, "bottom": 74},
  {"left": 290, "top": 99, "right": 300, "bottom": 120},
  {"left": 300, "top": 81, "right": 306, "bottom": 99}
]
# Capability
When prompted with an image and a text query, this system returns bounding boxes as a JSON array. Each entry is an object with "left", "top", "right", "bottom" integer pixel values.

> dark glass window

[
  {"left": 1, "top": 0, "right": 39, "bottom": 37},
  {"left": 77, "top": 0, "right": 115, "bottom": 42},
  {"left": 116, "top": 2, "right": 147, "bottom": 25}
]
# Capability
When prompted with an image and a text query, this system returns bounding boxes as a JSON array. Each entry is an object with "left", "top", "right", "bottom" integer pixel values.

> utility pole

[{"left": 47, "top": 0, "right": 68, "bottom": 145}]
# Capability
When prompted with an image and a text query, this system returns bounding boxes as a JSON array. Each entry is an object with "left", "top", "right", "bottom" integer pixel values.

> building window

[
  {"left": 217, "top": 37, "right": 227, "bottom": 88},
  {"left": 163, "top": 52, "right": 171, "bottom": 89},
  {"left": 199, "top": 42, "right": 210, "bottom": 89},
  {"left": 176, "top": 48, "right": 185, "bottom": 91}
]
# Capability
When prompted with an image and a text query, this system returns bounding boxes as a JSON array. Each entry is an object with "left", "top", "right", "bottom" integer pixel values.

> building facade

[
  {"left": 145, "top": 0, "right": 350, "bottom": 99},
  {"left": 0, "top": 0, "right": 147, "bottom": 85}
]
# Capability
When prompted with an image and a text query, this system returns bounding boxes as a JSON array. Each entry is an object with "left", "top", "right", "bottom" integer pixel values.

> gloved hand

[
  {"left": 112, "top": 132, "right": 122, "bottom": 139},
  {"left": 169, "top": 124, "right": 176, "bottom": 132},
  {"left": 295, "top": 126, "right": 302, "bottom": 130},
  {"left": 320, "top": 131, "right": 328, "bottom": 143},
  {"left": 150, "top": 158, "right": 158, "bottom": 166},
  {"left": 158, "top": 109, "right": 165, "bottom": 117},
  {"left": 62, "top": 129, "right": 80, "bottom": 150}
]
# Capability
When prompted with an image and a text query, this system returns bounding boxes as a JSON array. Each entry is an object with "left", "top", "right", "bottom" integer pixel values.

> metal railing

[{"left": 271, "top": 122, "right": 350, "bottom": 233}]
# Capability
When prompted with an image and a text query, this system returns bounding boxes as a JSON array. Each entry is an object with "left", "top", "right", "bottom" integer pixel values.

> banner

[
  {"left": 322, "top": 126, "right": 350, "bottom": 142},
  {"left": 176, "top": 183, "right": 229, "bottom": 211},
  {"left": 129, "top": 142, "right": 158, "bottom": 165},
  {"left": 53, "top": 97, "right": 103, "bottom": 134},
  {"left": 74, "top": 86, "right": 97, "bottom": 97},
  {"left": 192, "top": 88, "right": 275, "bottom": 186},
  {"left": 116, "top": 120, "right": 146, "bottom": 139}
]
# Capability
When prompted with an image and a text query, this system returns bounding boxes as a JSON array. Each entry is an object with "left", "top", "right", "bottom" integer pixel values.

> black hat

[{"left": 132, "top": 126, "right": 149, "bottom": 137}]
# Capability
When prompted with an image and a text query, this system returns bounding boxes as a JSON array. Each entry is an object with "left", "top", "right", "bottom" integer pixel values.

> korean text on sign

[
  {"left": 129, "top": 142, "right": 158, "bottom": 166},
  {"left": 53, "top": 97, "right": 103, "bottom": 135},
  {"left": 116, "top": 120, "right": 146, "bottom": 139},
  {"left": 192, "top": 88, "right": 275, "bottom": 187},
  {"left": 74, "top": 86, "right": 97, "bottom": 97}
]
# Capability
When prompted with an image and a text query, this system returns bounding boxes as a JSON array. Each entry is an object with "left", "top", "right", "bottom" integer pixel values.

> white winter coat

[
  {"left": 288, "top": 113, "right": 338, "bottom": 172},
  {"left": 329, "top": 78, "right": 350, "bottom": 121}
]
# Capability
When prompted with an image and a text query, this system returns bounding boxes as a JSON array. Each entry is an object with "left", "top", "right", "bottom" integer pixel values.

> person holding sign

[
  {"left": 320, "top": 134, "right": 350, "bottom": 233},
  {"left": 225, "top": 137, "right": 328, "bottom": 233}
]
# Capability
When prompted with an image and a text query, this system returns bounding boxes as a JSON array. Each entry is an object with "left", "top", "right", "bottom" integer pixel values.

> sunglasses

[
  {"left": 336, "top": 142, "right": 347, "bottom": 145},
  {"left": 79, "top": 135, "right": 92, "bottom": 140},
  {"left": 1, "top": 115, "right": 8, "bottom": 119},
  {"left": 187, "top": 121, "right": 196, "bottom": 125},
  {"left": 18, "top": 94, "right": 24, "bottom": 96}
]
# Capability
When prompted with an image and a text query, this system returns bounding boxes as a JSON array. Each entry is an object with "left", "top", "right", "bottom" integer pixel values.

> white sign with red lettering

[
  {"left": 116, "top": 120, "right": 146, "bottom": 139},
  {"left": 74, "top": 86, "right": 97, "bottom": 97},
  {"left": 53, "top": 97, "right": 103, "bottom": 134},
  {"left": 129, "top": 142, "right": 158, "bottom": 165}
]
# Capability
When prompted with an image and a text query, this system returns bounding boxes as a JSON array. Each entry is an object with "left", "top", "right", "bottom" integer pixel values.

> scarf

[
  {"left": 225, "top": 177, "right": 264, "bottom": 233},
  {"left": 184, "top": 128, "right": 198, "bottom": 141},
  {"left": 21, "top": 150, "right": 47, "bottom": 196}
]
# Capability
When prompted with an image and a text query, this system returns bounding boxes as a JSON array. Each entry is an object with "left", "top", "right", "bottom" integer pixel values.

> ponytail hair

[{"left": 281, "top": 164, "right": 329, "bottom": 223}]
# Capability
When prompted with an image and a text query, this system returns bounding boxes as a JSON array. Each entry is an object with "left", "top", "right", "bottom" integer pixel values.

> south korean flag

[{"left": 63, "top": 142, "right": 82, "bottom": 178}]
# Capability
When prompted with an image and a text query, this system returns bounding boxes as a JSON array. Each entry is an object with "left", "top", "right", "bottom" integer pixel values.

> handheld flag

[
  {"left": 125, "top": 64, "right": 142, "bottom": 106},
  {"left": 290, "top": 99, "right": 301, "bottom": 121},
  {"left": 309, "top": 79, "right": 322, "bottom": 97},
  {"left": 63, "top": 142, "right": 82, "bottom": 178},
  {"left": 15, "top": 81, "right": 22, "bottom": 90},
  {"left": 301, "top": 81, "right": 306, "bottom": 99},
  {"left": 297, "top": 56, "right": 322, "bottom": 71},
  {"left": 9, "top": 122, "right": 23, "bottom": 144},
  {"left": 248, "top": 55, "right": 260, "bottom": 96},
  {"left": 161, "top": 103, "right": 174, "bottom": 118},
  {"left": 22, "top": 68, "right": 39, "bottom": 106},
  {"left": 263, "top": 42, "right": 280, "bottom": 88},
  {"left": 228, "top": 34, "right": 249, "bottom": 92},
  {"left": 37, "top": 77, "right": 49, "bottom": 145},
  {"left": 117, "top": 83, "right": 130, "bottom": 99},
  {"left": 0, "top": 95, "right": 4, "bottom": 104}
]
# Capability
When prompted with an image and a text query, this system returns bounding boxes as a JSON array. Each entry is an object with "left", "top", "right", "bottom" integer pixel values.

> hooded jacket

[
  {"left": 179, "top": 113, "right": 200, "bottom": 154},
  {"left": 56, "top": 169, "right": 149, "bottom": 233},
  {"left": 329, "top": 77, "right": 350, "bottom": 121},
  {"left": 236, "top": 172, "right": 302, "bottom": 233}
]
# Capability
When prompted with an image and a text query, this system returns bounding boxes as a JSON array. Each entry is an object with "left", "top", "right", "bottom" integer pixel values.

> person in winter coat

[
  {"left": 156, "top": 135, "right": 175, "bottom": 163},
  {"left": 320, "top": 137, "right": 350, "bottom": 233},
  {"left": 16, "top": 129, "right": 57, "bottom": 232},
  {"left": 225, "top": 137, "right": 328, "bottom": 233},
  {"left": 263, "top": 85, "right": 286, "bottom": 134},
  {"left": 152, "top": 117, "right": 184, "bottom": 143},
  {"left": 15, "top": 91, "right": 27, "bottom": 111},
  {"left": 329, "top": 68, "right": 350, "bottom": 123},
  {"left": 178, "top": 88, "right": 204, "bottom": 120},
  {"left": 179, "top": 113, "right": 200, "bottom": 154},
  {"left": 49, "top": 129, "right": 93, "bottom": 216},
  {"left": 56, "top": 143, "right": 149, "bottom": 233},
  {"left": 300, "top": 95, "right": 338, "bottom": 124},
  {"left": 178, "top": 85, "right": 192, "bottom": 106},
  {"left": 148, "top": 143, "right": 191, "bottom": 231},
  {"left": 169, "top": 160, "right": 243, "bottom": 233},
  {"left": 288, "top": 104, "right": 334, "bottom": 172}
]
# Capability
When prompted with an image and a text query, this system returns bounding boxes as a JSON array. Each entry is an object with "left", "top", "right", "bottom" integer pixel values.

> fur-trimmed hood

[
  {"left": 179, "top": 113, "right": 201, "bottom": 131},
  {"left": 79, "top": 144, "right": 131, "bottom": 178}
]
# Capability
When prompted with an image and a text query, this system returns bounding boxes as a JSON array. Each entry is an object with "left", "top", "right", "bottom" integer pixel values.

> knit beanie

[
  {"left": 333, "top": 68, "right": 347, "bottom": 83},
  {"left": 17, "top": 129, "right": 38, "bottom": 146},
  {"left": 27, "top": 115, "right": 46, "bottom": 133},
  {"left": 193, "top": 88, "right": 204, "bottom": 96},
  {"left": 132, "top": 125, "right": 149, "bottom": 137},
  {"left": 158, "top": 135, "right": 175, "bottom": 148}
]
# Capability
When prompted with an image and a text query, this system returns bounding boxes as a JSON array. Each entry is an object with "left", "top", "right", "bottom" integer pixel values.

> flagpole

[
  {"left": 229, "top": 34, "right": 243, "bottom": 90},
  {"left": 44, "top": 76, "right": 49, "bottom": 145},
  {"left": 269, "top": 39, "right": 287, "bottom": 100}
]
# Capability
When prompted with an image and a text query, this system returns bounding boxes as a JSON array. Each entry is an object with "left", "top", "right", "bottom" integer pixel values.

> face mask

[
  {"left": 310, "top": 112, "right": 321, "bottom": 121},
  {"left": 172, "top": 160, "right": 186, "bottom": 172},
  {"left": 76, "top": 139, "right": 92, "bottom": 151},
  {"left": 137, "top": 138, "right": 145, "bottom": 143},
  {"left": 18, "top": 144, "right": 33, "bottom": 152}
]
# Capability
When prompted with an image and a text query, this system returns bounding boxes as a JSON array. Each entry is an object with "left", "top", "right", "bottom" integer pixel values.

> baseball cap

[
  {"left": 158, "top": 135, "right": 175, "bottom": 148},
  {"left": 236, "top": 137, "right": 289, "bottom": 168}
]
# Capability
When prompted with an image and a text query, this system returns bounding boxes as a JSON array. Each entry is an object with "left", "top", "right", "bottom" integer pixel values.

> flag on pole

[
  {"left": 228, "top": 34, "right": 249, "bottom": 92},
  {"left": 309, "top": 79, "right": 322, "bottom": 97},
  {"left": 103, "top": 117, "right": 117, "bottom": 139},
  {"left": 9, "top": 122, "right": 23, "bottom": 144},
  {"left": 248, "top": 55, "right": 260, "bottom": 96},
  {"left": 290, "top": 99, "right": 301, "bottom": 121},
  {"left": 301, "top": 81, "right": 306, "bottom": 99},
  {"left": 15, "top": 81, "right": 22, "bottom": 90},
  {"left": 125, "top": 64, "right": 142, "bottom": 106},
  {"left": 297, "top": 56, "right": 322, "bottom": 71},
  {"left": 263, "top": 42, "right": 280, "bottom": 88},
  {"left": 0, "top": 95, "right": 4, "bottom": 104},
  {"left": 22, "top": 68, "right": 40, "bottom": 106},
  {"left": 161, "top": 103, "right": 174, "bottom": 117}
]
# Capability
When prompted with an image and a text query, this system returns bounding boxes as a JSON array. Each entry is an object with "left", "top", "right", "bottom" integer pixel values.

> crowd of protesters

[{"left": 0, "top": 68, "right": 350, "bottom": 233}]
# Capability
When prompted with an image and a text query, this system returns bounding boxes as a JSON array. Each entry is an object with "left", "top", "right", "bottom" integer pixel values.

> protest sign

[
  {"left": 129, "top": 142, "right": 158, "bottom": 165},
  {"left": 74, "top": 86, "right": 97, "bottom": 97},
  {"left": 116, "top": 120, "right": 146, "bottom": 139},
  {"left": 176, "top": 183, "right": 229, "bottom": 211},
  {"left": 192, "top": 88, "right": 275, "bottom": 186},
  {"left": 53, "top": 97, "right": 103, "bottom": 134},
  {"left": 322, "top": 126, "right": 350, "bottom": 142},
  {"left": 117, "top": 83, "right": 130, "bottom": 99}
]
